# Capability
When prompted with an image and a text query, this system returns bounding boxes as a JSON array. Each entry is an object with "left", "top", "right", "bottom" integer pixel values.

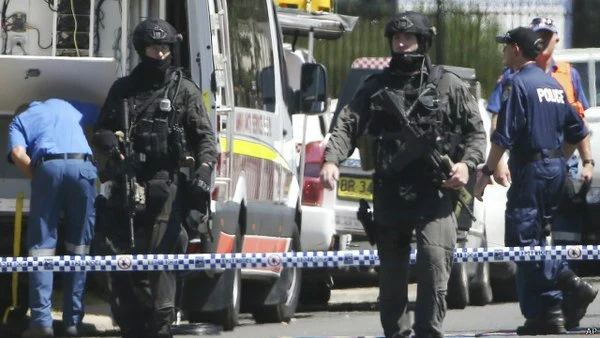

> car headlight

[{"left": 586, "top": 187, "right": 600, "bottom": 204}]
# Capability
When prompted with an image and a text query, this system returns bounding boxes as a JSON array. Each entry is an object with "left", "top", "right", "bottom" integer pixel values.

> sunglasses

[{"left": 530, "top": 17, "right": 554, "bottom": 27}]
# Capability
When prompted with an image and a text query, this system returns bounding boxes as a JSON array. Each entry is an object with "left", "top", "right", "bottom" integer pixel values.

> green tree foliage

[{"left": 286, "top": 1, "right": 504, "bottom": 100}]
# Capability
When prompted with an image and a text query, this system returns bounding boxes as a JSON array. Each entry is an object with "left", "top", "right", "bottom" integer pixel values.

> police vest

[{"left": 552, "top": 61, "right": 585, "bottom": 117}]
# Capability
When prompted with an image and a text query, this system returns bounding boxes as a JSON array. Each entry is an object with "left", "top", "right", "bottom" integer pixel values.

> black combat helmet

[
  {"left": 132, "top": 18, "right": 180, "bottom": 55},
  {"left": 384, "top": 11, "right": 436, "bottom": 53}
]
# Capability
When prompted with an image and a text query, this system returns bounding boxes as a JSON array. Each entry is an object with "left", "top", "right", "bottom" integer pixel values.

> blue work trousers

[
  {"left": 28, "top": 158, "right": 97, "bottom": 328},
  {"left": 505, "top": 157, "right": 569, "bottom": 319}
]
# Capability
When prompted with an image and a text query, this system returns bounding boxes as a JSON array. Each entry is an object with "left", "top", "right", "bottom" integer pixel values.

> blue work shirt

[
  {"left": 491, "top": 63, "right": 588, "bottom": 153},
  {"left": 486, "top": 60, "right": 590, "bottom": 114},
  {"left": 7, "top": 98, "right": 99, "bottom": 164}
]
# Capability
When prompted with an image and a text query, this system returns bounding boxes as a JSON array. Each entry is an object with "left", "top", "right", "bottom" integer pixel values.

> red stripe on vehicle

[{"left": 216, "top": 232, "right": 236, "bottom": 253}]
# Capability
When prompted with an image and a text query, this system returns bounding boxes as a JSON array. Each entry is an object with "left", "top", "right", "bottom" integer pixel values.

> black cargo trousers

[
  {"left": 375, "top": 195, "right": 457, "bottom": 338},
  {"left": 94, "top": 172, "right": 188, "bottom": 338}
]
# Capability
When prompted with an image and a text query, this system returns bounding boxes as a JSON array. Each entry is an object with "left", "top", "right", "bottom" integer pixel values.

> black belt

[
  {"left": 512, "top": 148, "right": 563, "bottom": 163},
  {"left": 36, "top": 153, "right": 93, "bottom": 166}
]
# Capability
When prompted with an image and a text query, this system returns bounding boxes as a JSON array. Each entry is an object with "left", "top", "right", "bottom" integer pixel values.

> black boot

[
  {"left": 562, "top": 276, "right": 598, "bottom": 330},
  {"left": 149, "top": 307, "right": 174, "bottom": 338},
  {"left": 516, "top": 306, "right": 566, "bottom": 335}
]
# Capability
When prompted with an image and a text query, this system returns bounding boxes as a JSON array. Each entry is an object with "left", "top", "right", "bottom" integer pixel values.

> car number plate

[{"left": 337, "top": 176, "right": 373, "bottom": 201}]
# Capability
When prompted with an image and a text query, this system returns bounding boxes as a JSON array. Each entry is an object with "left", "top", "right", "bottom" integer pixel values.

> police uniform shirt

[
  {"left": 7, "top": 99, "right": 97, "bottom": 164},
  {"left": 491, "top": 64, "right": 588, "bottom": 153},
  {"left": 487, "top": 61, "right": 589, "bottom": 115},
  {"left": 486, "top": 67, "right": 515, "bottom": 114}
]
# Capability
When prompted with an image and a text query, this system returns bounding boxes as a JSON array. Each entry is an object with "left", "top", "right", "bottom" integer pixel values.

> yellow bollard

[{"left": 3, "top": 192, "right": 24, "bottom": 323}]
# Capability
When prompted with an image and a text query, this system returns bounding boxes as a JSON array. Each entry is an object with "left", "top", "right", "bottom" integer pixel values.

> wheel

[
  {"left": 187, "top": 226, "right": 242, "bottom": 331},
  {"left": 299, "top": 280, "right": 331, "bottom": 306},
  {"left": 188, "top": 267, "right": 241, "bottom": 331},
  {"left": 251, "top": 226, "right": 302, "bottom": 323},
  {"left": 469, "top": 262, "right": 493, "bottom": 306},
  {"left": 491, "top": 275, "right": 518, "bottom": 303},
  {"left": 446, "top": 262, "right": 469, "bottom": 309}
]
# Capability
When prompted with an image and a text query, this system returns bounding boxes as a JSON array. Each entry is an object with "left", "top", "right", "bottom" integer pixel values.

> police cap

[
  {"left": 133, "top": 18, "right": 179, "bottom": 54},
  {"left": 496, "top": 27, "right": 544, "bottom": 59},
  {"left": 384, "top": 12, "right": 436, "bottom": 40}
]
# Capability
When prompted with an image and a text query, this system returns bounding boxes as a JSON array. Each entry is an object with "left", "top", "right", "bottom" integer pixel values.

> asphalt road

[{"left": 36, "top": 279, "right": 600, "bottom": 338}]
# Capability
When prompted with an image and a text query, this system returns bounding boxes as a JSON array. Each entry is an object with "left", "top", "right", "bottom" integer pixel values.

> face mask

[
  {"left": 140, "top": 54, "right": 172, "bottom": 74},
  {"left": 389, "top": 52, "right": 425, "bottom": 73}
]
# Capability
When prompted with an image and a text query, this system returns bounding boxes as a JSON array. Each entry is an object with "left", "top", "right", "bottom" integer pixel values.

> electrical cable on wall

[
  {"left": 44, "top": 0, "right": 57, "bottom": 12},
  {"left": 69, "top": 0, "right": 80, "bottom": 56},
  {"left": 27, "top": 24, "right": 52, "bottom": 49},
  {"left": 1, "top": 0, "right": 10, "bottom": 55},
  {"left": 94, "top": 0, "right": 105, "bottom": 55}
]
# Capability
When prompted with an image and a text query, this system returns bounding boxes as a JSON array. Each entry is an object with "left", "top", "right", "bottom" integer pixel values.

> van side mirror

[{"left": 297, "top": 63, "right": 328, "bottom": 114}]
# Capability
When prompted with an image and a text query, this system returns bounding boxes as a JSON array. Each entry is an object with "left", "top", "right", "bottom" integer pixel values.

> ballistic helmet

[
  {"left": 132, "top": 18, "right": 179, "bottom": 55},
  {"left": 384, "top": 12, "right": 436, "bottom": 40}
]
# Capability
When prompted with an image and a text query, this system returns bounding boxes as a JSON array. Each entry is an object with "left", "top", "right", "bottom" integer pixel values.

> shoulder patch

[{"left": 502, "top": 83, "right": 512, "bottom": 102}]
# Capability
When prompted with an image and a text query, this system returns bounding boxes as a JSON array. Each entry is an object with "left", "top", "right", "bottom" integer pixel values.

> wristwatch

[
  {"left": 461, "top": 160, "right": 476, "bottom": 176},
  {"left": 583, "top": 159, "right": 595, "bottom": 167},
  {"left": 481, "top": 164, "right": 494, "bottom": 176}
]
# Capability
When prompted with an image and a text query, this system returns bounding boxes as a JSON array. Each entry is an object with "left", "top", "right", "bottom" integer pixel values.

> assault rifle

[
  {"left": 370, "top": 87, "right": 476, "bottom": 221},
  {"left": 119, "top": 99, "right": 142, "bottom": 249}
]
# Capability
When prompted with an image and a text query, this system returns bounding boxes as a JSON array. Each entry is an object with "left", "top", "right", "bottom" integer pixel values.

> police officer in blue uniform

[
  {"left": 7, "top": 99, "right": 98, "bottom": 338},
  {"left": 475, "top": 27, "right": 591, "bottom": 334}
]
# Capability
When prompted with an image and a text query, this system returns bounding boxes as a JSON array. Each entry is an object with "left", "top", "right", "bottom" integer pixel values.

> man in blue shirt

[
  {"left": 475, "top": 27, "right": 592, "bottom": 334},
  {"left": 7, "top": 98, "right": 98, "bottom": 338}
]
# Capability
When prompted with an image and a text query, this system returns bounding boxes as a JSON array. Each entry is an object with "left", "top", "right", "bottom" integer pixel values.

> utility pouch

[
  {"left": 168, "top": 124, "right": 187, "bottom": 162},
  {"left": 152, "top": 118, "right": 169, "bottom": 156},
  {"left": 144, "top": 179, "right": 169, "bottom": 211},
  {"left": 357, "top": 135, "right": 376, "bottom": 171},
  {"left": 133, "top": 118, "right": 153, "bottom": 153}
]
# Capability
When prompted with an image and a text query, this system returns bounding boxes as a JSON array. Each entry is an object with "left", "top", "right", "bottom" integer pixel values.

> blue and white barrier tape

[{"left": 0, "top": 245, "right": 596, "bottom": 273}]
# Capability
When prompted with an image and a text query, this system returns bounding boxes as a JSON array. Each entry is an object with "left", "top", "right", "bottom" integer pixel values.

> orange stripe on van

[
  {"left": 216, "top": 232, "right": 236, "bottom": 253},
  {"left": 242, "top": 235, "right": 291, "bottom": 273}
]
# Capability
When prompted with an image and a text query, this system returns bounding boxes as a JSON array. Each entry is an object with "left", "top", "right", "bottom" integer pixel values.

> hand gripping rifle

[{"left": 370, "top": 88, "right": 476, "bottom": 221}]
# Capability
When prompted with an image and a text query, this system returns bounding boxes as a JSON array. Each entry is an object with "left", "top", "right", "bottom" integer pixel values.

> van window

[
  {"left": 570, "top": 62, "right": 590, "bottom": 104},
  {"left": 228, "top": 0, "right": 276, "bottom": 112},
  {"left": 596, "top": 61, "right": 600, "bottom": 106}
]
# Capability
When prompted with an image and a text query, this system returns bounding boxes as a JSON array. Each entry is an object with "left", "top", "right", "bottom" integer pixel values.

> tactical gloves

[
  {"left": 186, "top": 209, "right": 209, "bottom": 232},
  {"left": 192, "top": 164, "right": 212, "bottom": 194},
  {"left": 93, "top": 130, "right": 120, "bottom": 158}
]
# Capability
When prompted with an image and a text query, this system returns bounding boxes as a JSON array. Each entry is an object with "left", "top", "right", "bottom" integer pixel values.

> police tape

[{"left": 0, "top": 245, "right": 596, "bottom": 273}]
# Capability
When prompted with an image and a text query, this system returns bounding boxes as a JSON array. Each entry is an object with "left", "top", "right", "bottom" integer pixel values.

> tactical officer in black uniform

[
  {"left": 320, "top": 12, "right": 486, "bottom": 338},
  {"left": 92, "top": 18, "right": 217, "bottom": 338}
]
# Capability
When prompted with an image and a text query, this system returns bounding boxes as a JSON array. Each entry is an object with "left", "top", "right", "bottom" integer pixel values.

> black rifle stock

[
  {"left": 120, "top": 99, "right": 136, "bottom": 249},
  {"left": 371, "top": 88, "right": 476, "bottom": 221}
]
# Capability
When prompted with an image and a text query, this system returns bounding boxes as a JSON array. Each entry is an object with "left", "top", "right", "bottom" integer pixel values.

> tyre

[
  {"left": 469, "top": 261, "right": 493, "bottom": 306},
  {"left": 491, "top": 275, "right": 518, "bottom": 303},
  {"left": 251, "top": 226, "right": 302, "bottom": 323},
  {"left": 299, "top": 280, "right": 331, "bottom": 306},
  {"left": 446, "top": 262, "right": 469, "bottom": 309},
  {"left": 187, "top": 226, "right": 242, "bottom": 331},
  {"left": 188, "top": 268, "right": 241, "bottom": 331}
]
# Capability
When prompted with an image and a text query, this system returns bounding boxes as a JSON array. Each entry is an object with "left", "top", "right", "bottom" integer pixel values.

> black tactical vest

[{"left": 129, "top": 69, "right": 188, "bottom": 176}]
